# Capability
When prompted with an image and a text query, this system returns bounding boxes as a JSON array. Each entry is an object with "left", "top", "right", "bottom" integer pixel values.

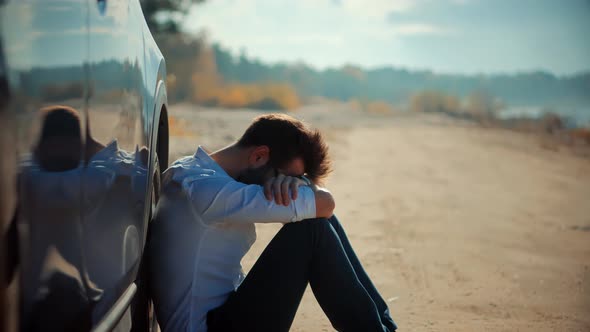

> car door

[
  {"left": 0, "top": 0, "right": 93, "bottom": 330},
  {"left": 83, "top": 0, "right": 150, "bottom": 328}
]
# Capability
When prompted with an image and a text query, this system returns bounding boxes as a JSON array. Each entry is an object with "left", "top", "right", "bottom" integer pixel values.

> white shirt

[{"left": 150, "top": 147, "right": 316, "bottom": 332}]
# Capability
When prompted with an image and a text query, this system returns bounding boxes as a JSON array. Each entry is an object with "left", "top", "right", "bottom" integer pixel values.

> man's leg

[
  {"left": 326, "top": 215, "right": 398, "bottom": 331},
  {"left": 207, "top": 218, "right": 389, "bottom": 332}
]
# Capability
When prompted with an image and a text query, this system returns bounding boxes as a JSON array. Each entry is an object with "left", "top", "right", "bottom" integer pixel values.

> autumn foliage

[
  {"left": 164, "top": 39, "right": 300, "bottom": 110},
  {"left": 191, "top": 77, "right": 300, "bottom": 110}
]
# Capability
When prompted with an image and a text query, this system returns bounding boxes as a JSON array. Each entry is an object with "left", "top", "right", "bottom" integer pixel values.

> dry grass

[{"left": 168, "top": 115, "right": 196, "bottom": 137}]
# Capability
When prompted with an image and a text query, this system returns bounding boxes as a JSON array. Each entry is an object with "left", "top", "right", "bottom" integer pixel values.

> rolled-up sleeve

[{"left": 191, "top": 178, "right": 316, "bottom": 224}]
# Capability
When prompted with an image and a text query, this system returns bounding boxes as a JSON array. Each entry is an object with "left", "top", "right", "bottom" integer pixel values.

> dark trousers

[{"left": 207, "top": 215, "right": 397, "bottom": 332}]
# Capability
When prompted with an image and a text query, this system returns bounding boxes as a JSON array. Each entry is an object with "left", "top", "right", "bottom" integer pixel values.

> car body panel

[{"left": 0, "top": 0, "right": 167, "bottom": 330}]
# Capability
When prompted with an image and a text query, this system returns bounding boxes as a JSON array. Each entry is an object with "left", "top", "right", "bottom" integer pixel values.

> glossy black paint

[{"left": 0, "top": 0, "right": 168, "bottom": 330}]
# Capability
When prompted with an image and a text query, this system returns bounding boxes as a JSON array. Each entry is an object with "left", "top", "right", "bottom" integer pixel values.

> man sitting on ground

[{"left": 149, "top": 114, "right": 397, "bottom": 332}]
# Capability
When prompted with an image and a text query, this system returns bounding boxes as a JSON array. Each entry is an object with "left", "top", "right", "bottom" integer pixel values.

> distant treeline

[
  {"left": 157, "top": 33, "right": 590, "bottom": 114},
  {"left": 214, "top": 42, "right": 590, "bottom": 107}
]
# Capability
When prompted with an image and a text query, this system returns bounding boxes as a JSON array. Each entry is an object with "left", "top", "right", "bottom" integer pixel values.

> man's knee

[
  {"left": 282, "top": 217, "right": 333, "bottom": 235},
  {"left": 301, "top": 217, "right": 330, "bottom": 223},
  {"left": 300, "top": 217, "right": 332, "bottom": 228},
  {"left": 298, "top": 217, "right": 339, "bottom": 243},
  {"left": 303, "top": 216, "right": 340, "bottom": 231}
]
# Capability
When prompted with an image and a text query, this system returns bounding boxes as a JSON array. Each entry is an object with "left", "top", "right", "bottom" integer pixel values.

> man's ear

[{"left": 249, "top": 145, "right": 270, "bottom": 168}]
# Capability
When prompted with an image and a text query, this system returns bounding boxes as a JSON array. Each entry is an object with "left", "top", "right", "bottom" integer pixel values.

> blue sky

[{"left": 184, "top": 0, "right": 590, "bottom": 75}]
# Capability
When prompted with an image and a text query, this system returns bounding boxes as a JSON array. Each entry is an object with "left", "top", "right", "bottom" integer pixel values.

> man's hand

[
  {"left": 263, "top": 174, "right": 335, "bottom": 217},
  {"left": 263, "top": 174, "right": 307, "bottom": 206}
]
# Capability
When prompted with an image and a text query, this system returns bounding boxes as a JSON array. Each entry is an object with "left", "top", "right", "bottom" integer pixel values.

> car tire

[{"left": 131, "top": 152, "right": 160, "bottom": 332}]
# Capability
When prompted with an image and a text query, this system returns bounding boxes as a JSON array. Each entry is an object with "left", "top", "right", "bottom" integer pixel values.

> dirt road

[{"left": 169, "top": 104, "right": 590, "bottom": 331}]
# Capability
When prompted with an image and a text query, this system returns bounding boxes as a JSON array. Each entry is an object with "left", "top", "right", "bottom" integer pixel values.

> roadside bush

[
  {"left": 410, "top": 91, "right": 460, "bottom": 115},
  {"left": 191, "top": 79, "right": 300, "bottom": 110},
  {"left": 539, "top": 112, "right": 564, "bottom": 134},
  {"left": 365, "top": 101, "right": 395, "bottom": 114},
  {"left": 568, "top": 128, "right": 590, "bottom": 145}
]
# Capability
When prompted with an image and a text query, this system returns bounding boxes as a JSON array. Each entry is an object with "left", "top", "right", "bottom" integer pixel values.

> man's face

[
  {"left": 237, "top": 157, "right": 305, "bottom": 185},
  {"left": 236, "top": 163, "right": 276, "bottom": 185}
]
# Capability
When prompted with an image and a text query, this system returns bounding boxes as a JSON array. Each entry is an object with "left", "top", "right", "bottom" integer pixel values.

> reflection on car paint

[
  {"left": 1, "top": 0, "right": 168, "bottom": 330},
  {"left": 17, "top": 105, "right": 149, "bottom": 330},
  {"left": 18, "top": 107, "right": 97, "bottom": 331}
]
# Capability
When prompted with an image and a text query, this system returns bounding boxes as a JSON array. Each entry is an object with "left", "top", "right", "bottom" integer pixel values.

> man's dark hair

[{"left": 237, "top": 113, "right": 332, "bottom": 183}]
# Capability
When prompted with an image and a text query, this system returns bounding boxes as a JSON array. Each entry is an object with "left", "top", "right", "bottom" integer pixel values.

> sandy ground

[{"left": 168, "top": 103, "right": 590, "bottom": 332}]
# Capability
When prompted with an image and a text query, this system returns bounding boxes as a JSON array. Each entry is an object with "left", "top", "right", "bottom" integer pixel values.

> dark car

[{"left": 0, "top": 0, "right": 169, "bottom": 330}]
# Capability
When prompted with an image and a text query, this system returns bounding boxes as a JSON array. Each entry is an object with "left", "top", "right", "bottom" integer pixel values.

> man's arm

[
  {"left": 263, "top": 175, "right": 335, "bottom": 219},
  {"left": 188, "top": 177, "right": 317, "bottom": 224}
]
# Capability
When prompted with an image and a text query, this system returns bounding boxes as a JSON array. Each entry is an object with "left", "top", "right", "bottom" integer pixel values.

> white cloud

[
  {"left": 449, "top": 0, "right": 473, "bottom": 5},
  {"left": 392, "top": 23, "right": 453, "bottom": 36},
  {"left": 227, "top": 33, "right": 344, "bottom": 48},
  {"left": 286, "top": 34, "right": 344, "bottom": 46},
  {"left": 341, "top": 0, "right": 416, "bottom": 18}
]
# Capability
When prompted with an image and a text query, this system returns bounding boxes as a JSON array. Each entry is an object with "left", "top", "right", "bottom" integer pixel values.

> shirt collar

[
  {"left": 194, "top": 146, "right": 230, "bottom": 177},
  {"left": 194, "top": 146, "right": 211, "bottom": 160}
]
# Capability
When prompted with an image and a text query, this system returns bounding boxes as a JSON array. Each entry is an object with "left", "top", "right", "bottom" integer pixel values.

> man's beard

[{"left": 236, "top": 164, "right": 274, "bottom": 185}]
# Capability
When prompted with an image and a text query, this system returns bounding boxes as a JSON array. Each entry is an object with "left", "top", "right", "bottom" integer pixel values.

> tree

[
  {"left": 410, "top": 91, "right": 460, "bottom": 115},
  {"left": 464, "top": 91, "right": 503, "bottom": 120},
  {"left": 141, "top": 0, "right": 205, "bottom": 34}
]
